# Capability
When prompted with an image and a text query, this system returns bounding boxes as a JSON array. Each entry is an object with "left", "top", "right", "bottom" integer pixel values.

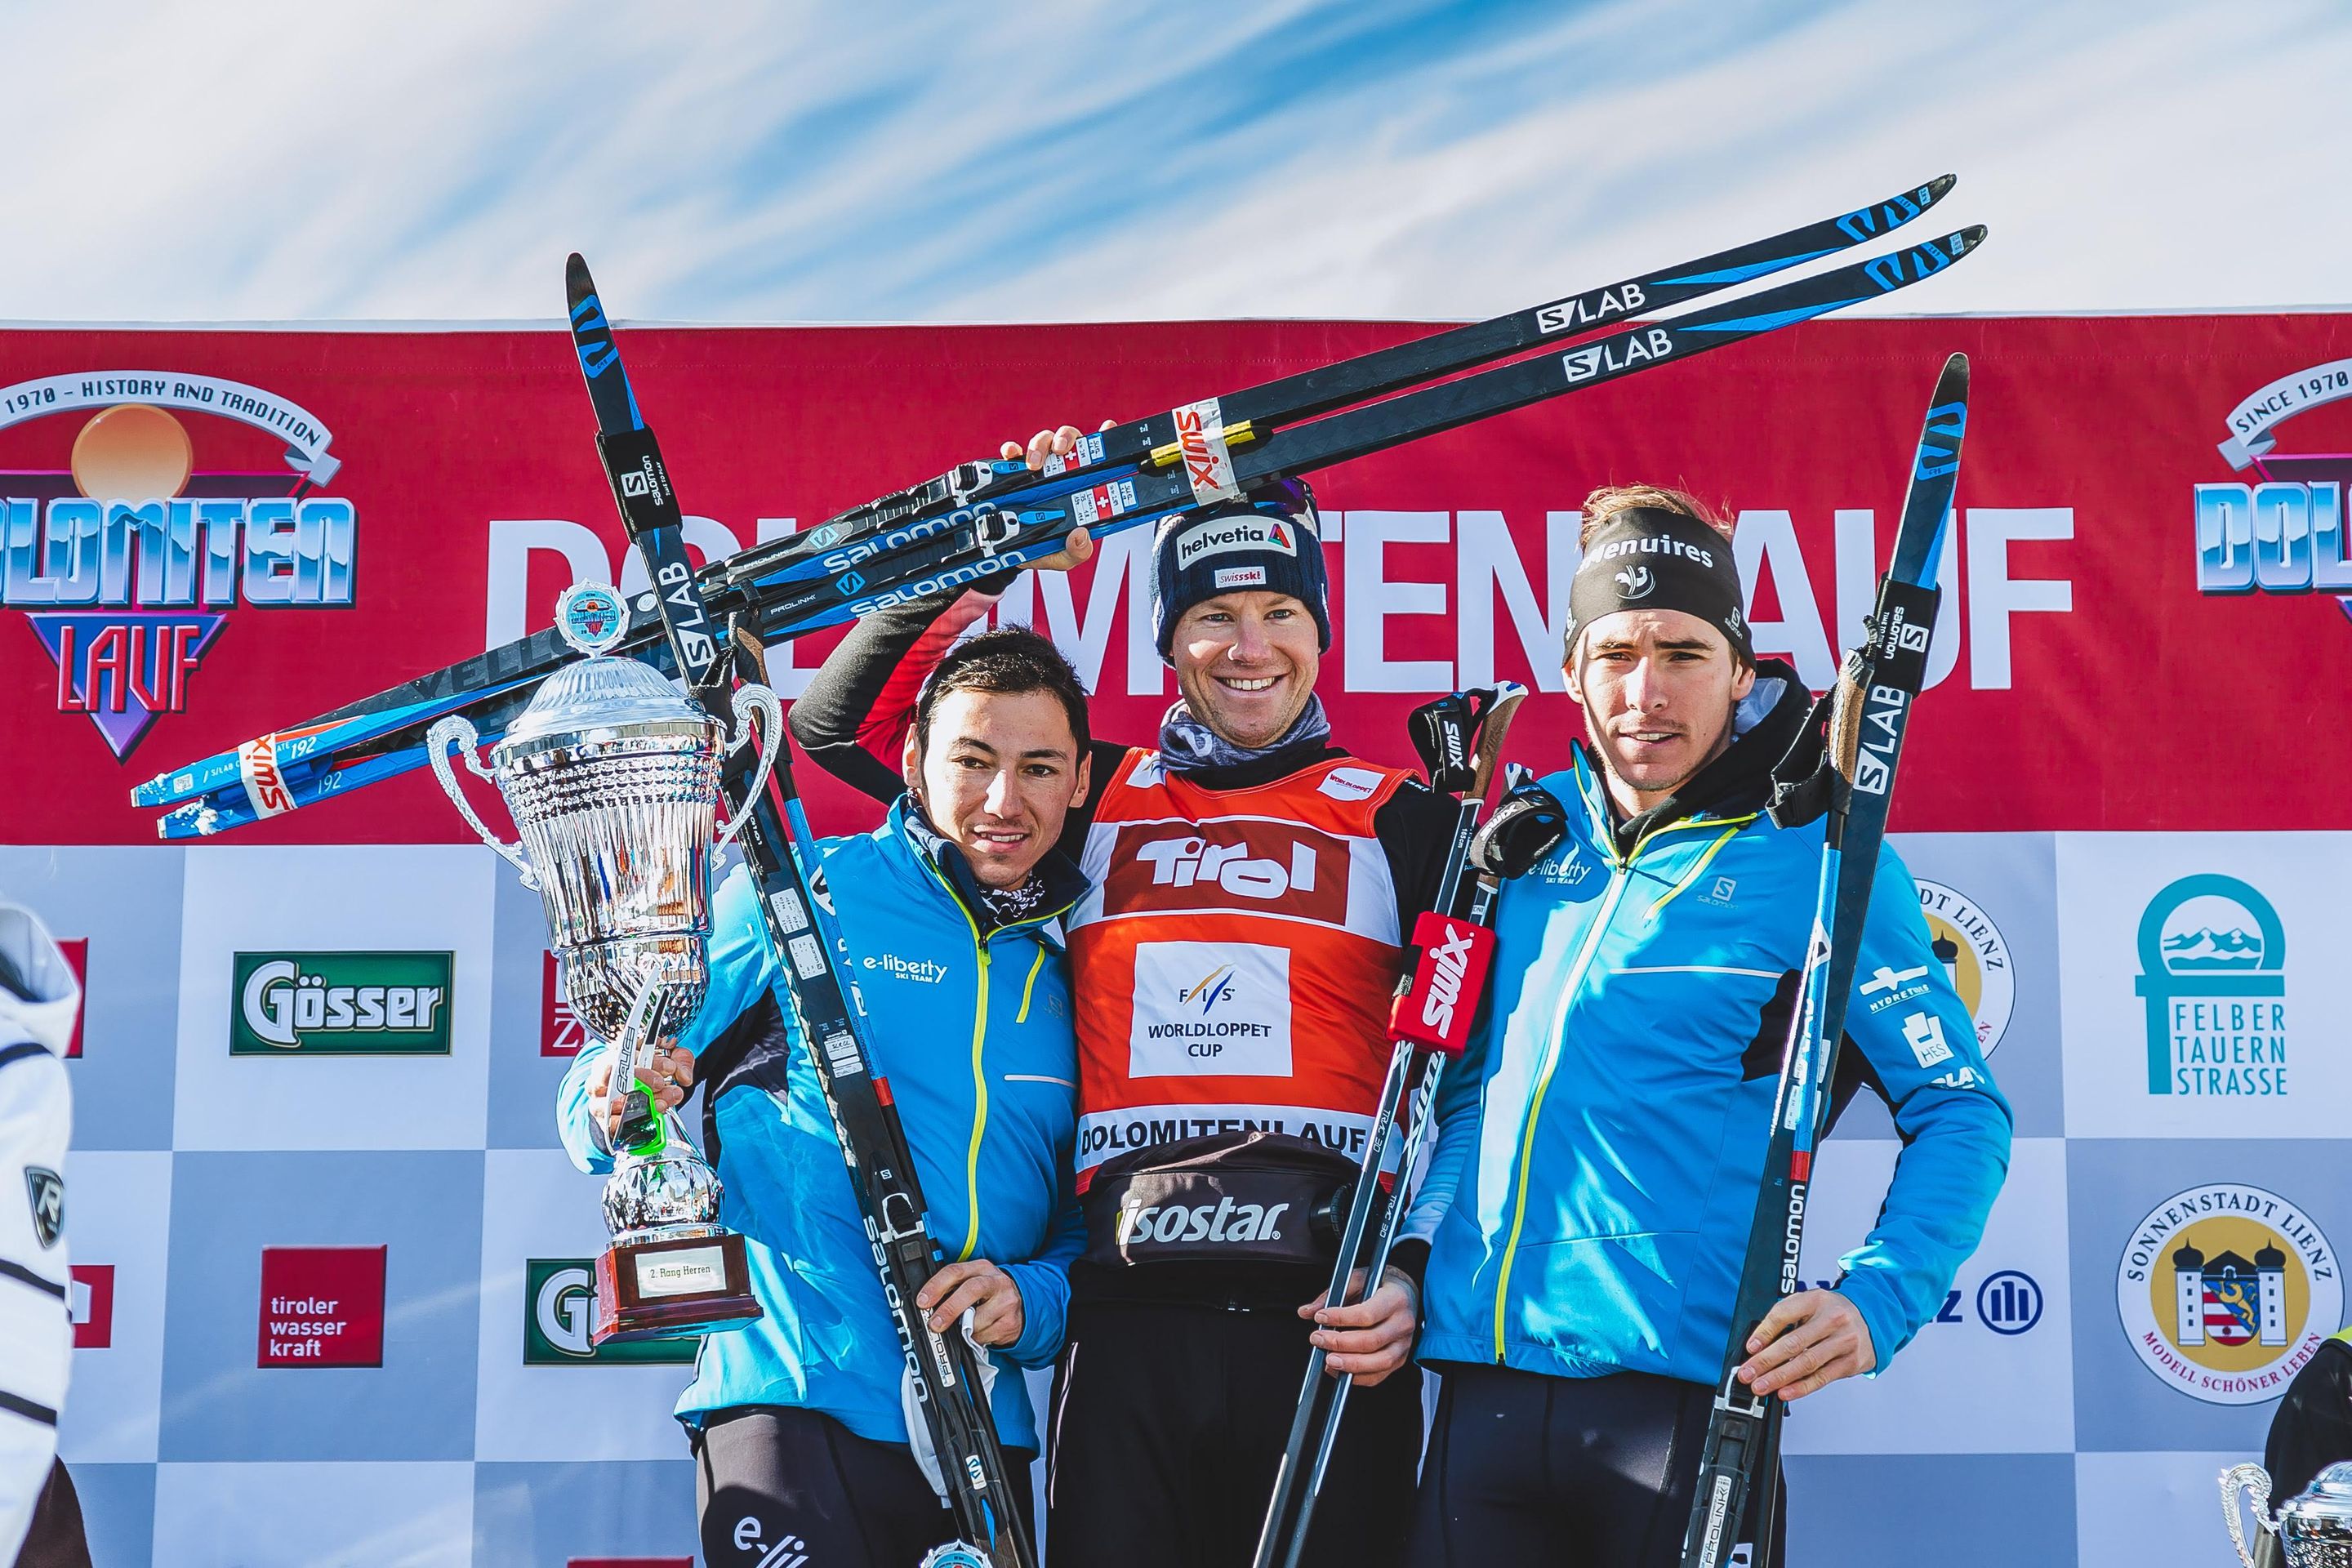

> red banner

[{"left": 5, "top": 313, "right": 2347, "bottom": 844}]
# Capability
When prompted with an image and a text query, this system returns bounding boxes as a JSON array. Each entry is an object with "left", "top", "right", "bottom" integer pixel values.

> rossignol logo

[
  {"left": 2198, "top": 357, "right": 2352, "bottom": 620},
  {"left": 0, "top": 373, "right": 355, "bottom": 760},
  {"left": 2118, "top": 1183, "right": 2340, "bottom": 1405},
  {"left": 24, "top": 1167, "right": 62, "bottom": 1249},
  {"left": 1562, "top": 327, "right": 1673, "bottom": 383},
  {"left": 1116, "top": 1194, "right": 1291, "bottom": 1248},
  {"left": 522, "top": 1258, "right": 696, "bottom": 1365},
  {"left": 1174, "top": 513, "right": 1296, "bottom": 573},
  {"left": 1535, "top": 282, "right": 1646, "bottom": 335},
  {"left": 2133, "top": 874, "right": 2287, "bottom": 1097},
  {"left": 230, "top": 951, "right": 452, "bottom": 1055}
]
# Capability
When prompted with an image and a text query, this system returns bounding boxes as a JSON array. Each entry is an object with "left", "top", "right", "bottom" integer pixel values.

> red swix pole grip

[{"left": 1388, "top": 911, "right": 1496, "bottom": 1056}]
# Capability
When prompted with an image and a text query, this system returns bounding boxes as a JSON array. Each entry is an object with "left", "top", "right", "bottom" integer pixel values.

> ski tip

[
  {"left": 1952, "top": 224, "right": 1988, "bottom": 256},
  {"left": 1926, "top": 172, "right": 1957, "bottom": 202},
  {"left": 565, "top": 252, "right": 595, "bottom": 305}
]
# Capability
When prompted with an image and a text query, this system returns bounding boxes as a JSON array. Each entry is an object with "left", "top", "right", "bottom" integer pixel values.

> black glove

[{"left": 1471, "top": 783, "right": 1570, "bottom": 880}]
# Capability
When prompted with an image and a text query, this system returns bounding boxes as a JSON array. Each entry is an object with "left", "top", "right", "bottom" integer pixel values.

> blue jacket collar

[{"left": 885, "top": 795, "right": 1086, "bottom": 938}]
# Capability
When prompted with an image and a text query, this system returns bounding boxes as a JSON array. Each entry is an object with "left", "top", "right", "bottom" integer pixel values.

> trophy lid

[
  {"left": 495, "top": 583, "right": 714, "bottom": 755},
  {"left": 2282, "top": 1461, "right": 2352, "bottom": 1530}
]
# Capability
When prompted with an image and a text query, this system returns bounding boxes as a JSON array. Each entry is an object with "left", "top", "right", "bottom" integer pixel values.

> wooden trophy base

[{"left": 593, "top": 1229, "right": 763, "bottom": 1344}]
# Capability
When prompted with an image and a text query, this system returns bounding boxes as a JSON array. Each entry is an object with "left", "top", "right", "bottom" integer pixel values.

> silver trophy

[
  {"left": 2225, "top": 1461, "right": 2352, "bottom": 1567},
  {"left": 427, "top": 581, "right": 779, "bottom": 1343}
]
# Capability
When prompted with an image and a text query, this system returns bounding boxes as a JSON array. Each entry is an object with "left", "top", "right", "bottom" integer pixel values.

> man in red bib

[{"left": 790, "top": 428, "right": 1456, "bottom": 1566}]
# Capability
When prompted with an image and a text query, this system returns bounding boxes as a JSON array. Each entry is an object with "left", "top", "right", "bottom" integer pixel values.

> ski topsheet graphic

[{"left": 134, "top": 177, "right": 1981, "bottom": 837}]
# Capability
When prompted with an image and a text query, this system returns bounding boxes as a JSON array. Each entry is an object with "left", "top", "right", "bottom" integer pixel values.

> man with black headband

[
  {"left": 789, "top": 425, "right": 1449, "bottom": 1566},
  {"left": 1396, "top": 488, "right": 2012, "bottom": 1566}
]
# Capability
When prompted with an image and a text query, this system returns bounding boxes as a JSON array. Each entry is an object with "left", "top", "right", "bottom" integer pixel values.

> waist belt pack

[{"left": 1082, "top": 1131, "right": 1365, "bottom": 1268}]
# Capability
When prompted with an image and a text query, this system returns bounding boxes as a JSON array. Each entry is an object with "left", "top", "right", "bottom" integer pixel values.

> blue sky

[{"left": 1, "top": 0, "right": 2345, "bottom": 323}]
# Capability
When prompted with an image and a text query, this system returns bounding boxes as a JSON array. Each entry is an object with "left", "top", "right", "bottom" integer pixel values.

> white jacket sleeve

[{"left": 0, "top": 902, "right": 79, "bottom": 1561}]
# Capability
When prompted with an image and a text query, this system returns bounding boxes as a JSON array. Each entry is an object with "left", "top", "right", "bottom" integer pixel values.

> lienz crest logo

[
  {"left": 2133, "top": 875, "right": 2285, "bottom": 1098},
  {"left": 230, "top": 951, "right": 452, "bottom": 1055},
  {"left": 2118, "top": 1183, "right": 2341, "bottom": 1405},
  {"left": 2197, "top": 357, "right": 2352, "bottom": 620},
  {"left": 523, "top": 1258, "right": 697, "bottom": 1365},
  {"left": 0, "top": 372, "right": 354, "bottom": 760},
  {"left": 1915, "top": 880, "right": 2014, "bottom": 1057}
]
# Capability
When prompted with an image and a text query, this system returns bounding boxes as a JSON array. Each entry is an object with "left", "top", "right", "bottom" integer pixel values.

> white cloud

[{"left": 0, "top": 0, "right": 2343, "bottom": 323}]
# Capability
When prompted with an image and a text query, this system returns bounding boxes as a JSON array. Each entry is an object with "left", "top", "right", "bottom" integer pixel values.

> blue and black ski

[
  {"left": 564, "top": 256, "right": 1040, "bottom": 1568},
  {"left": 1677, "top": 353, "right": 1971, "bottom": 1568},
  {"left": 133, "top": 188, "right": 1981, "bottom": 837}
]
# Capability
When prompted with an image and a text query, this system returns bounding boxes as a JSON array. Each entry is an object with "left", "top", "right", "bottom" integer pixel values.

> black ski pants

[
  {"left": 1045, "top": 1298, "right": 1423, "bottom": 1568},
  {"left": 692, "top": 1405, "right": 1036, "bottom": 1568},
  {"left": 1407, "top": 1361, "right": 1784, "bottom": 1568}
]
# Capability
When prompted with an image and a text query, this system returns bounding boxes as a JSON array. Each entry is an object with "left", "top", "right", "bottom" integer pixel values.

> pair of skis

[
  {"left": 131, "top": 175, "right": 1984, "bottom": 840},
  {"left": 567, "top": 258, "right": 1036, "bottom": 1568},
  {"left": 1677, "top": 353, "right": 1971, "bottom": 1568},
  {"left": 1253, "top": 684, "right": 1523, "bottom": 1568}
]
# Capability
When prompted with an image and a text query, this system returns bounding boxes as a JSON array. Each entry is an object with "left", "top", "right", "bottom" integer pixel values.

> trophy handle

[
  {"left": 713, "top": 682, "right": 784, "bottom": 849},
  {"left": 2222, "top": 1463, "right": 2276, "bottom": 1567},
  {"left": 424, "top": 716, "right": 537, "bottom": 888}
]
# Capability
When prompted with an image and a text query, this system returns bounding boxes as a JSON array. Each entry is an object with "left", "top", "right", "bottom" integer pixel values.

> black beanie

[
  {"left": 1563, "top": 507, "right": 1753, "bottom": 665},
  {"left": 1151, "top": 479, "right": 1332, "bottom": 662}
]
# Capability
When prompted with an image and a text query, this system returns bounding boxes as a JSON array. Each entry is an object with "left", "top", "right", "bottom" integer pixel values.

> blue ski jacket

[
  {"left": 1406, "top": 744, "right": 2012, "bottom": 1386},
  {"left": 557, "top": 798, "right": 1084, "bottom": 1450}
]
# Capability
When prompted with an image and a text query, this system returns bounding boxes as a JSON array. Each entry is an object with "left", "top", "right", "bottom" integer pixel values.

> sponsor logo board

[
  {"left": 67, "top": 1263, "right": 114, "bottom": 1349},
  {"left": 541, "top": 952, "right": 586, "bottom": 1057},
  {"left": 257, "top": 1244, "right": 386, "bottom": 1367},
  {"left": 0, "top": 375, "right": 355, "bottom": 760},
  {"left": 1916, "top": 880, "right": 2015, "bottom": 1054},
  {"left": 1128, "top": 941, "right": 1292, "bottom": 1079},
  {"left": 523, "top": 1258, "right": 697, "bottom": 1365},
  {"left": 2132, "top": 875, "right": 2285, "bottom": 1098},
  {"left": 229, "top": 951, "right": 453, "bottom": 1055},
  {"left": 2115, "top": 1182, "right": 2341, "bottom": 1405},
  {"left": 56, "top": 937, "right": 86, "bottom": 1058}
]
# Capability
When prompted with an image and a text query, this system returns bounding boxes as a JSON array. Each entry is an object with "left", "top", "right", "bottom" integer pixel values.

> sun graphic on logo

[{"left": 69, "top": 403, "right": 194, "bottom": 503}]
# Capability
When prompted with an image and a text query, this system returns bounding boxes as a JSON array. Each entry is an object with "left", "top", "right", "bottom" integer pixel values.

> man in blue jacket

[
  {"left": 1401, "top": 489, "right": 2013, "bottom": 1566},
  {"left": 558, "top": 627, "right": 1093, "bottom": 1568}
]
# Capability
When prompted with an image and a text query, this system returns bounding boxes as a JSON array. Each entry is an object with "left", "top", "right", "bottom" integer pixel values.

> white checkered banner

[{"left": 3, "top": 310, "right": 2348, "bottom": 1564}]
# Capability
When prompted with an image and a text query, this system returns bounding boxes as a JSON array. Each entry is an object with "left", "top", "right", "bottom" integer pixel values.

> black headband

[{"left": 1565, "top": 507, "right": 1753, "bottom": 664}]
